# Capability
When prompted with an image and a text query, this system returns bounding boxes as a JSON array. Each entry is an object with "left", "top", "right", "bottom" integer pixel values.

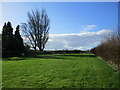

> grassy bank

[{"left": 2, "top": 53, "right": 119, "bottom": 88}]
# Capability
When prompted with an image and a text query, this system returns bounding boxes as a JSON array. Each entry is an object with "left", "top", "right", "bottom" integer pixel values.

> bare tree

[{"left": 22, "top": 9, "right": 50, "bottom": 51}]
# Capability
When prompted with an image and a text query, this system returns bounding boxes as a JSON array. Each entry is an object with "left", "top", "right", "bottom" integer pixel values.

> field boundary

[{"left": 97, "top": 56, "right": 119, "bottom": 72}]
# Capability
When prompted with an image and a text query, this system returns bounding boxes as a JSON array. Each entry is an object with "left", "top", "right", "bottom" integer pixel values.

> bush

[{"left": 92, "top": 32, "right": 120, "bottom": 71}]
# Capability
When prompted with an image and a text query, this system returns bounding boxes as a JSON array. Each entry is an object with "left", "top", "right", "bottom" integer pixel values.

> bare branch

[{"left": 21, "top": 9, "right": 50, "bottom": 51}]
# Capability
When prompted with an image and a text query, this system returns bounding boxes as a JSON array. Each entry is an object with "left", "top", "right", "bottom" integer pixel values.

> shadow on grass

[
  {"left": 2, "top": 54, "right": 96, "bottom": 61},
  {"left": 2, "top": 57, "right": 26, "bottom": 61},
  {"left": 33, "top": 56, "right": 60, "bottom": 59},
  {"left": 60, "top": 54, "right": 96, "bottom": 57},
  {"left": 31, "top": 54, "right": 96, "bottom": 60}
]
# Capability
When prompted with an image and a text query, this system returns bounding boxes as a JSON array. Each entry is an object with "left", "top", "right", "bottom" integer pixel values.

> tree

[
  {"left": 22, "top": 9, "right": 50, "bottom": 51},
  {"left": 14, "top": 25, "right": 25, "bottom": 53},
  {"left": 2, "top": 21, "right": 25, "bottom": 57},
  {"left": 2, "top": 22, "right": 15, "bottom": 52}
]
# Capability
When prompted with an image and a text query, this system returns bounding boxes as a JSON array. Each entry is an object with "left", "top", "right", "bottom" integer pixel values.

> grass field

[{"left": 2, "top": 53, "right": 119, "bottom": 88}]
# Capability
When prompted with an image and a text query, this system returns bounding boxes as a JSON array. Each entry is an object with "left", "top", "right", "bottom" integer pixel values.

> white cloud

[
  {"left": 77, "top": 47, "right": 86, "bottom": 50},
  {"left": 96, "top": 29, "right": 111, "bottom": 35},
  {"left": 82, "top": 25, "right": 97, "bottom": 31},
  {"left": 45, "top": 29, "right": 112, "bottom": 50},
  {"left": 85, "top": 25, "right": 96, "bottom": 28},
  {"left": 22, "top": 28, "right": 112, "bottom": 50}
]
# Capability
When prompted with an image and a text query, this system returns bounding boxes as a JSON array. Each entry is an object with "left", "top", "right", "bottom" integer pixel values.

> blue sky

[{"left": 1, "top": 2, "right": 118, "bottom": 50}]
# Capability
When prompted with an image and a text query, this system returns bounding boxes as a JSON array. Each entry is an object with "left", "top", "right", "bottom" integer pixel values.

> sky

[{"left": 1, "top": 2, "right": 118, "bottom": 50}]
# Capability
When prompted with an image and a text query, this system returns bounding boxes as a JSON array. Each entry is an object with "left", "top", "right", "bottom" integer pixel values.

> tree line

[{"left": 2, "top": 9, "right": 50, "bottom": 57}]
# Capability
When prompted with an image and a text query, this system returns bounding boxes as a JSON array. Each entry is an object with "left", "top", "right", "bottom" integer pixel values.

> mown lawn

[{"left": 2, "top": 53, "right": 119, "bottom": 88}]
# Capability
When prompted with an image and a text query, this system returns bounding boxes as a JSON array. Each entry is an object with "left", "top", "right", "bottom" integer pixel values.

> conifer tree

[
  {"left": 14, "top": 25, "right": 24, "bottom": 53},
  {"left": 2, "top": 23, "right": 7, "bottom": 35},
  {"left": 2, "top": 22, "right": 15, "bottom": 52},
  {"left": 2, "top": 22, "right": 25, "bottom": 57}
]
